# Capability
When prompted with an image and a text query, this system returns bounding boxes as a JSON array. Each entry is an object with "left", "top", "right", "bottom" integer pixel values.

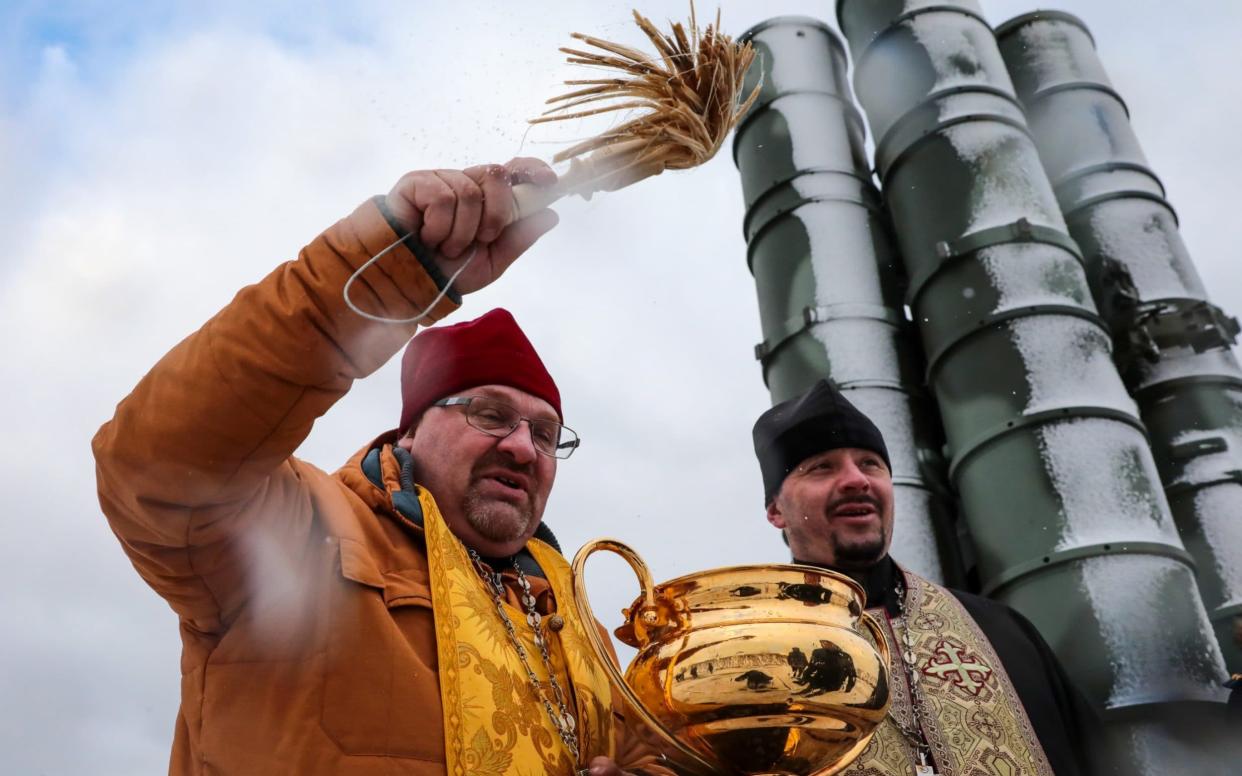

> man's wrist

[{"left": 372, "top": 195, "right": 464, "bottom": 305}]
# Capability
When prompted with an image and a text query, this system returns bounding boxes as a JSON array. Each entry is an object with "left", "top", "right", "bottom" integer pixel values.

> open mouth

[
  {"left": 493, "top": 475, "right": 523, "bottom": 491},
  {"left": 832, "top": 503, "right": 877, "bottom": 519},
  {"left": 480, "top": 473, "right": 529, "bottom": 498}
]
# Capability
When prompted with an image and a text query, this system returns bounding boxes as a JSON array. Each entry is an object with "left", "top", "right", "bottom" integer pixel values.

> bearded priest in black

[{"left": 752, "top": 380, "right": 1105, "bottom": 776}]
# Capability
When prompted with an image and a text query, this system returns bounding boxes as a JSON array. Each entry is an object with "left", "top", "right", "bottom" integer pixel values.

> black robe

[{"left": 794, "top": 555, "right": 1106, "bottom": 776}]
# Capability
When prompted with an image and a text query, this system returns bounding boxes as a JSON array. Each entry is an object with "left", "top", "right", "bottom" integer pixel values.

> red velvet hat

[{"left": 398, "top": 308, "right": 562, "bottom": 433}]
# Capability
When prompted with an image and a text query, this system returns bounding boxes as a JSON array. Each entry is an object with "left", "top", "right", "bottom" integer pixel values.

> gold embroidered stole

[
  {"left": 422, "top": 490, "right": 614, "bottom": 776},
  {"left": 840, "top": 571, "right": 1054, "bottom": 776}
]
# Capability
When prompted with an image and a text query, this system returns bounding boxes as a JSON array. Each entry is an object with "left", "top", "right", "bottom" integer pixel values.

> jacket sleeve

[{"left": 92, "top": 198, "right": 458, "bottom": 635}]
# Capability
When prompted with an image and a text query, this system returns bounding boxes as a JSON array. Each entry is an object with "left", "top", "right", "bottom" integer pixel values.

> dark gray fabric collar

[{"left": 792, "top": 555, "right": 900, "bottom": 616}]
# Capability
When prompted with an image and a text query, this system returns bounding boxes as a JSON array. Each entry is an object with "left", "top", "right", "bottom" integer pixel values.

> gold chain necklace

[
  {"left": 468, "top": 549, "right": 581, "bottom": 762},
  {"left": 892, "top": 577, "right": 941, "bottom": 776}
]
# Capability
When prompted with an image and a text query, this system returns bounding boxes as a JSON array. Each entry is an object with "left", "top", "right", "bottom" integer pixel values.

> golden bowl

[{"left": 572, "top": 539, "right": 891, "bottom": 776}]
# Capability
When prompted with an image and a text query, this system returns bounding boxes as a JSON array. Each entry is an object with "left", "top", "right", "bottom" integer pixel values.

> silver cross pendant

[{"left": 915, "top": 750, "right": 941, "bottom": 776}]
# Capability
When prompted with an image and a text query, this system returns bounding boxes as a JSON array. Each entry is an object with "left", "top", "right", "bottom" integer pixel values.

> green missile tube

[
  {"left": 835, "top": 0, "right": 1227, "bottom": 728},
  {"left": 996, "top": 9, "right": 1242, "bottom": 675},
  {"left": 733, "top": 16, "right": 963, "bottom": 584}
]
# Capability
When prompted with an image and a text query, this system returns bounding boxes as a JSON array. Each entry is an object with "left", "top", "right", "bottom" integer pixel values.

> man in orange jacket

[{"left": 93, "top": 159, "right": 672, "bottom": 776}]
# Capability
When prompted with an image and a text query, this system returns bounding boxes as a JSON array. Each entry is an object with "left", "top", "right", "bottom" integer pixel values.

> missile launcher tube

[
  {"left": 732, "top": 16, "right": 961, "bottom": 584},
  {"left": 995, "top": 9, "right": 1242, "bottom": 674},
  {"left": 835, "top": 0, "right": 1226, "bottom": 731}
]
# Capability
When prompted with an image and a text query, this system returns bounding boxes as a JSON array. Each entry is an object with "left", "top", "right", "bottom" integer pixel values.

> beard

[
  {"left": 824, "top": 494, "right": 889, "bottom": 569},
  {"left": 461, "top": 487, "right": 535, "bottom": 544},
  {"left": 832, "top": 531, "right": 888, "bottom": 568},
  {"left": 460, "top": 453, "right": 538, "bottom": 545}
]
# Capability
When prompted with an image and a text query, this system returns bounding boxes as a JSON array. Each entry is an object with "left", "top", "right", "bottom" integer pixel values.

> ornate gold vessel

[{"left": 572, "top": 539, "right": 892, "bottom": 776}]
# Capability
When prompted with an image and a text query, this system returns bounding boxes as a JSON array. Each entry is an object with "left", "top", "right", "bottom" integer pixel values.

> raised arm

[{"left": 92, "top": 159, "right": 557, "bottom": 633}]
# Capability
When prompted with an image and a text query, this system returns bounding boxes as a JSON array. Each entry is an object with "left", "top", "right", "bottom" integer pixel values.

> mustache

[
  {"left": 470, "top": 451, "right": 536, "bottom": 485},
  {"left": 826, "top": 495, "right": 881, "bottom": 514}
]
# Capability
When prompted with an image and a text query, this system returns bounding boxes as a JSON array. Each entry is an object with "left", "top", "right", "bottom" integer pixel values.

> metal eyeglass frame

[{"left": 433, "top": 396, "right": 580, "bottom": 459}]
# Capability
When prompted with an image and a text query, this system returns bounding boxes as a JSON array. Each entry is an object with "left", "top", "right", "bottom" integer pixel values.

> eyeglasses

[{"left": 433, "top": 396, "right": 580, "bottom": 459}]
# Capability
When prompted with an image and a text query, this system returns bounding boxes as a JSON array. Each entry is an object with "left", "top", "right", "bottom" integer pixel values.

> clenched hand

[{"left": 383, "top": 157, "right": 559, "bottom": 295}]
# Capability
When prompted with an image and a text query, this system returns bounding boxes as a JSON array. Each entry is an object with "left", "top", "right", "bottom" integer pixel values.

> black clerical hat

[{"left": 752, "top": 380, "right": 890, "bottom": 504}]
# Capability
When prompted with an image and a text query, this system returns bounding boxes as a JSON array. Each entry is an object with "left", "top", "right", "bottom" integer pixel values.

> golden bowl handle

[{"left": 571, "top": 538, "right": 718, "bottom": 775}]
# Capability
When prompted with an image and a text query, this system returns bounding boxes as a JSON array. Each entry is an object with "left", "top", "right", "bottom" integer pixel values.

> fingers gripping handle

[{"left": 570, "top": 539, "right": 718, "bottom": 775}]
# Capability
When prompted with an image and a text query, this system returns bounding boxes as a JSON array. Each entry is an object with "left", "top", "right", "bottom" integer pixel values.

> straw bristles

[{"left": 530, "top": 4, "right": 759, "bottom": 197}]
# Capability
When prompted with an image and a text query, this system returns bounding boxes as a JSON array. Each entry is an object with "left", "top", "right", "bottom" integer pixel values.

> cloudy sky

[{"left": 3, "top": 1, "right": 1240, "bottom": 773}]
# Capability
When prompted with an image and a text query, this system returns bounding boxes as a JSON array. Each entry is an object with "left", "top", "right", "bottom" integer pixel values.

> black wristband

[{"left": 372, "top": 195, "right": 463, "bottom": 305}]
